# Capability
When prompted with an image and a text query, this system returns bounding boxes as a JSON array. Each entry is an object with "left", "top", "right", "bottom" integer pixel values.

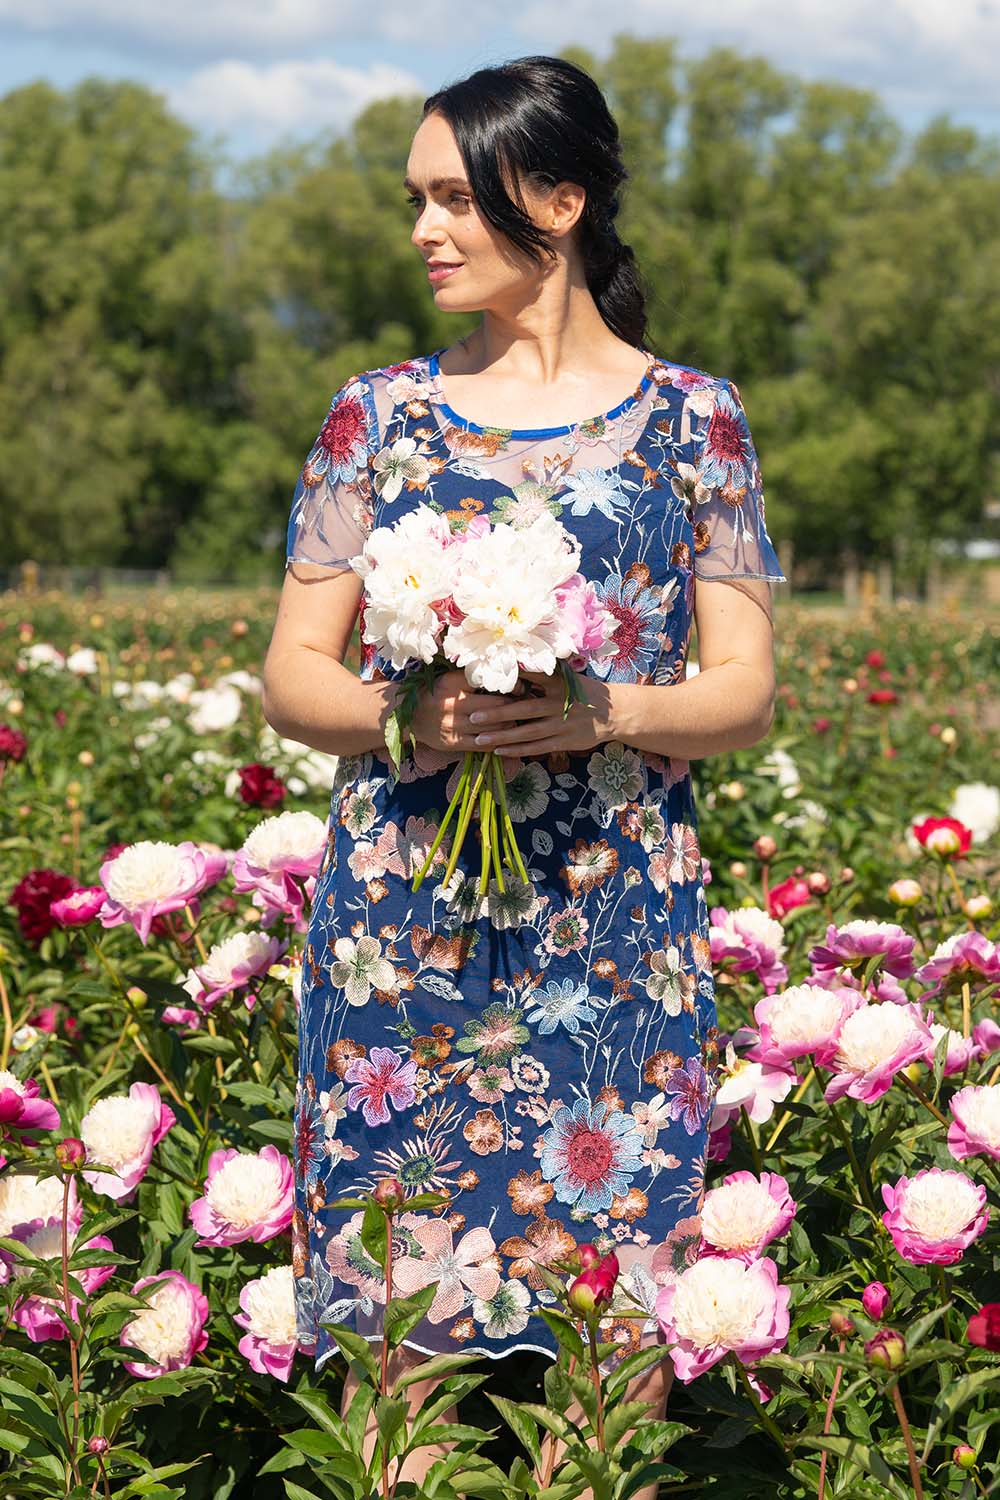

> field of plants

[{"left": 1, "top": 587, "right": 998, "bottom": 1499}]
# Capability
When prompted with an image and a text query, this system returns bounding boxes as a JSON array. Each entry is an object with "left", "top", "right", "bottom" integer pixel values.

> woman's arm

[
  {"left": 456, "top": 578, "right": 777, "bottom": 761},
  {"left": 261, "top": 567, "right": 400, "bottom": 756}
]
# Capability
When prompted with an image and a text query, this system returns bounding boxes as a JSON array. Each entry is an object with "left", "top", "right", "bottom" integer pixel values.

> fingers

[{"left": 472, "top": 714, "right": 564, "bottom": 748}]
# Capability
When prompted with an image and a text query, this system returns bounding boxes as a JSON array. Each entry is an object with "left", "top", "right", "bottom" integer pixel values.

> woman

[{"left": 263, "top": 54, "right": 785, "bottom": 1495}]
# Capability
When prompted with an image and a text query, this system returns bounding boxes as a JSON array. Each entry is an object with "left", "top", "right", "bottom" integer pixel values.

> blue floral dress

[{"left": 286, "top": 345, "right": 785, "bottom": 1369}]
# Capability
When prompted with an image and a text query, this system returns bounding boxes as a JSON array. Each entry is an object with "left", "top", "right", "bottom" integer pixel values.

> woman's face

[{"left": 404, "top": 111, "right": 568, "bottom": 313}]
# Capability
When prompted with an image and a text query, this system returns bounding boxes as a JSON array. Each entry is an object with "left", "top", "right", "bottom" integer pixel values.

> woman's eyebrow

[{"left": 402, "top": 175, "right": 472, "bottom": 192}]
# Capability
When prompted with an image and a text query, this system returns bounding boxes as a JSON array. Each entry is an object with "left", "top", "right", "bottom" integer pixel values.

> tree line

[{"left": 1, "top": 35, "right": 998, "bottom": 584}]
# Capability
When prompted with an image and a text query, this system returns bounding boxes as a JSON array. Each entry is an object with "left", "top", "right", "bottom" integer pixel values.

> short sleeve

[
  {"left": 285, "top": 373, "right": 380, "bottom": 572},
  {"left": 688, "top": 377, "right": 786, "bottom": 584}
]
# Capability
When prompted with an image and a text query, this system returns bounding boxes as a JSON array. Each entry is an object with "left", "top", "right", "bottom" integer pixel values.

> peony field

[{"left": 1, "top": 586, "right": 999, "bottom": 1500}]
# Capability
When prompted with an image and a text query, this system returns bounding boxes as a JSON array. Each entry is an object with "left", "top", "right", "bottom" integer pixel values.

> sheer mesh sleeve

[
  {"left": 285, "top": 372, "right": 380, "bottom": 572},
  {"left": 689, "top": 377, "right": 786, "bottom": 584}
]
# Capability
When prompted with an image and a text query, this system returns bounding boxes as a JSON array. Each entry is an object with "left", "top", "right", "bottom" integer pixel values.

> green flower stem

[
  {"left": 828, "top": 1099, "right": 880, "bottom": 1218},
  {"left": 733, "top": 1356, "right": 786, "bottom": 1453},
  {"left": 440, "top": 753, "right": 488, "bottom": 890},
  {"left": 490, "top": 753, "right": 529, "bottom": 883},
  {"left": 60, "top": 1172, "right": 83, "bottom": 1488},
  {"left": 586, "top": 1320, "right": 606, "bottom": 1452},
  {"left": 412, "top": 752, "right": 473, "bottom": 891},
  {"left": 741, "top": 1106, "right": 763, "bottom": 1176},
  {"left": 478, "top": 780, "right": 492, "bottom": 896},
  {"left": 487, "top": 767, "right": 506, "bottom": 894}
]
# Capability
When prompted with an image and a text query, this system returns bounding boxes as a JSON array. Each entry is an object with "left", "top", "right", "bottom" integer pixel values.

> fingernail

[
  {"left": 470, "top": 712, "right": 484, "bottom": 723},
  {"left": 475, "top": 734, "right": 491, "bottom": 745}
]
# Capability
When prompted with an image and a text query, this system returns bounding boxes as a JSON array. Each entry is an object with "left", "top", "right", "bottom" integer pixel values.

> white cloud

[{"left": 168, "top": 57, "right": 423, "bottom": 140}]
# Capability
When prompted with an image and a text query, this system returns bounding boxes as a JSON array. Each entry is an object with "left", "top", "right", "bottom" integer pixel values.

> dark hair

[{"left": 421, "top": 56, "right": 653, "bottom": 349}]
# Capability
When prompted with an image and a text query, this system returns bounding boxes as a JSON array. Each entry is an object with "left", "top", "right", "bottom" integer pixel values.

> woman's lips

[{"left": 428, "top": 264, "right": 462, "bottom": 282}]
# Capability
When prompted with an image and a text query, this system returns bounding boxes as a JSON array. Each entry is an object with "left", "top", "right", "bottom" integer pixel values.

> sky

[{"left": 0, "top": 0, "right": 998, "bottom": 160}]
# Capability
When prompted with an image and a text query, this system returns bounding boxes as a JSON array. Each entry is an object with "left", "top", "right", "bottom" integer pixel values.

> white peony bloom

[
  {"left": 700, "top": 1180, "right": 783, "bottom": 1254},
  {"left": 759, "top": 747, "right": 802, "bottom": 798},
  {"left": 756, "top": 985, "right": 853, "bottom": 1053},
  {"left": 187, "top": 685, "right": 243, "bottom": 734},
  {"left": 239, "top": 1265, "right": 297, "bottom": 1345},
  {"left": 124, "top": 1280, "right": 198, "bottom": 1365},
  {"left": 163, "top": 673, "right": 197, "bottom": 702},
  {"left": 80, "top": 1094, "right": 160, "bottom": 1171},
  {"left": 669, "top": 1257, "right": 770, "bottom": 1349},
  {"left": 895, "top": 1172, "right": 984, "bottom": 1240},
  {"left": 104, "top": 841, "right": 187, "bottom": 906},
  {"left": 65, "top": 647, "right": 98, "bottom": 675},
  {"left": 240, "top": 810, "right": 327, "bottom": 870},
  {"left": 206, "top": 1155, "right": 284, "bottom": 1229},
  {"left": 18, "top": 643, "right": 65, "bottom": 670},
  {"left": 0, "top": 1172, "right": 65, "bottom": 1236},
  {"left": 196, "top": 931, "right": 280, "bottom": 988},
  {"left": 216, "top": 670, "right": 262, "bottom": 696},
  {"left": 125, "top": 680, "right": 167, "bottom": 709},
  {"left": 352, "top": 506, "right": 455, "bottom": 668},
  {"left": 948, "top": 782, "right": 999, "bottom": 843},
  {"left": 834, "top": 1004, "right": 923, "bottom": 1074}
]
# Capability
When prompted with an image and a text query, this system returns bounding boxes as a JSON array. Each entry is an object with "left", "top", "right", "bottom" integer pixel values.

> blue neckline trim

[{"left": 427, "top": 347, "right": 656, "bottom": 439}]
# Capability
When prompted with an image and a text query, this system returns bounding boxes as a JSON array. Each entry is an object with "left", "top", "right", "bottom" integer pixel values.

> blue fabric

[{"left": 288, "top": 348, "right": 785, "bottom": 1368}]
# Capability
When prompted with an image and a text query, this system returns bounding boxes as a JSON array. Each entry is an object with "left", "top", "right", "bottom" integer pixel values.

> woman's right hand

[{"left": 408, "top": 669, "right": 519, "bottom": 754}]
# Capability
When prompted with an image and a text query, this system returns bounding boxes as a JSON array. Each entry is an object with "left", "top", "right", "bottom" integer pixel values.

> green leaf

[
  {"left": 384, "top": 1282, "right": 438, "bottom": 1347},
  {"left": 288, "top": 1389, "right": 349, "bottom": 1438},
  {"left": 359, "top": 1198, "right": 387, "bottom": 1266},
  {"left": 392, "top": 1351, "right": 484, "bottom": 1392},
  {"left": 318, "top": 1322, "right": 380, "bottom": 1384},
  {"left": 604, "top": 1344, "right": 675, "bottom": 1403},
  {"left": 796, "top": 1435, "right": 910, "bottom": 1498},
  {"left": 283, "top": 1430, "right": 350, "bottom": 1461},
  {"left": 602, "top": 1399, "right": 658, "bottom": 1450},
  {"left": 257, "top": 1446, "right": 307, "bottom": 1476},
  {"left": 374, "top": 1393, "right": 409, "bottom": 1456},
  {"left": 922, "top": 1368, "right": 1000, "bottom": 1460},
  {"left": 537, "top": 1307, "right": 586, "bottom": 1362},
  {"left": 486, "top": 1393, "right": 542, "bottom": 1467}
]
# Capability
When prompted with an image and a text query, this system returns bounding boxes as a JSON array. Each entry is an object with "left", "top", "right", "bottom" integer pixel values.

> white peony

[
  {"left": 948, "top": 782, "right": 1000, "bottom": 843},
  {"left": 195, "top": 931, "right": 280, "bottom": 988},
  {"left": 757, "top": 985, "right": 853, "bottom": 1052},
  {"left": 669, "top": 1257, "right": 770, "bottom": 1349},
  {"left": 80, "top": 1094, "right": 160, "bottom": 1171},
  {"left": 104, "top": 841, "right": 188, "bottom": 906},
  {"left": 163, "top": 673, "right": 197, "bottom": 702},
  {"left": 351, "top": 505, "right": 456, "bottom": 668},
  {"left": 240, "top": 811, "right": 327, "bottom": 870},
  {"left": 187, "top": 685, "right": 243, "bottom": 734},
  {"left": 759, "top": 747, "right": 802, "bottom": 798},
  {"left": 443, "top": 512, "right": 581, "bottom": 692},
  {"left": 216, "top": 670, "right": 262, "bottom": 696},
  {"left": 896, "top": 1173, "right": 984, "bottom": 1240},
  {"left": 239, "top": 1264, "right": 298, "bottom": 1345},
  {"left": 124, "top": 1280, "right": 198, "bottom": 1365},
  {"left": 206, "top": 1155, "right": 284, "bottom": 1229},
  {"left": 0, "top": 1172, "right": 65, "bottom": 1236},
  {"left": 18, "top": 643, "right": 65, "bottom": 670},
  {"left": 65, "top": 647, "right": 98, "bottom": 675},
  {"left": 834, "top": 1004, "right": 923, "bottom": 1074},
  {"left": 700, "top": 1180, "right": 782, "bottom": 1253}
]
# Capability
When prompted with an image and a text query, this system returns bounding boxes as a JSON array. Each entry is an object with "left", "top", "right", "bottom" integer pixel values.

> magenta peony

[
  {"left": 49, "top": 886, "right": 106, "bottom": 927},
  {"left": 808, "top": 919, "right": 916, "bottom": 980},
  {"left": 914, "top": 931, "right": 1000, "bottom": 998},
  {"left": 709, "top": 906, "right": 788, "bottom": 993},
  {"left": 0, "top": 1071, "right": 60, "bottom": 1134},
  {"left": 947, "top": 1084, "right": 1000, "bottom": 1162}
]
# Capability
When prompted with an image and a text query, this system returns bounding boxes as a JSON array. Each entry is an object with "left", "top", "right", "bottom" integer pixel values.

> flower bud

[
  {"left": 964, "top": 894, "right": 992, "bottom": 919},
  {"left": 372, "top": 1177, "right": 406, "bottom": 1212},
  {"left": 839, "top": 867, "right": 855, "bottom": 883},
  {"left": 126, "top": 986, "right": 148, "bottom": 1008},
  {"left": 829, "top": 1309, "right": 855, "bottom": 1337},
  {"left": 864, "top": 1328, "right": 906, "bottom": 1369},
  {"left": 940, "top": 726, "right": 957, "bottom": 746},
  {"left": 575, "top": 1242, "right": 602, "bottom": 1271},
  {"left": 753, "top": 835, "right": 777, "bottom": 861},
  {"left": 567, "top": 1253, "right": 620, "bottom": 1317},
  {"left": 806, "top": 871, "right": 830, "bottom": 895},
  {"left": 729, "top": 861, "right": 748, "bottom": 879},
  {"left": 55, "top": 1137, "right": 86, "bottom": 1170},
  {"left": 861, "top": 1282, "right": 890, "bottom": 1321},
  {"left": 842, "top": 678, "right": 858, "bottom": 694},
  {"left": 953, "top": 1445, "right": 977, "bottom": 1470},
  {"left": 888, "top": 878, "right": 922, "bottom": 907},
  {"left": 722, "top": 781, "right": 745, "bottom": 801},
  {"left": 88, "top": 1437, "right": 110, "bottom": 1456}
]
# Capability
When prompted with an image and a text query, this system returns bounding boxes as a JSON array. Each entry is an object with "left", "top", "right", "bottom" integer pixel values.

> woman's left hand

[{"left": 465, "top": 669, "right": 617, "bottom": 757}]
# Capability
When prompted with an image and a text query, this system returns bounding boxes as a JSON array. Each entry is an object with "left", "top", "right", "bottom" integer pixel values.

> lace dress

[{"left": 286, "top": 344, "right": 786, "bottom": 1370}]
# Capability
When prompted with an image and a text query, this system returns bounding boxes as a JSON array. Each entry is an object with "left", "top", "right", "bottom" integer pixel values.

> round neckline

[{"left": 427, "top": 346, "right": 657, "bottom": 439}]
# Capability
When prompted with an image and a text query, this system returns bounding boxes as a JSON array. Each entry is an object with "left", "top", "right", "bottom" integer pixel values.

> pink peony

[
  {"left": 121, "top": 1270, "right": 209, "bottom": 1377},
  {"left": 881, "top": 1168, "right": 988, "bottom": 1265},
  {"left": 234, "top": 1264, "right": 299, "bottom": 1382},
  {"left": 699, "top": 1171, "right": 797, "bottom": 1262},
  {"left": 748, "top": 984, "right": 862, "bottom": 1068},
  {"left": 808, "top": 920, "right": 916, "bottom": 980},
  {"left": 947, "top": 1084, "right": 1000, "bottom": 1163},
  {"left": 914, "top": 931, "right": 1000, "bottom": 998},
  {"left": 766, "top": 876, "right": 812, "bottom": 920},
  {"left": 553, "top": 573, "right": 619, "bottom": 669},
  {"left": 709, "top": 906, "right": 788, "bottom": 993},
  {"left": 924, "top": 1021, "right": 977, "bottom": 1077},
  {"left": 0, "top": 1071, "right": 60, "bottom": 1134},
  {"left": 99, "top": 840, "right": 228, "bottom": 945},
  {"left": 49, "top": 886, "right": 106, "bottom": 927},
  {"left": 231, "top": 811, "right": 327, "bottom": 922},
  {"left": 79, "top": 1082, "right": 175, "bottom": 1200},
  {"left": 822, "top": 1003, "right": 932, "bottom": 1104},
  {"left": 655, "top": 1255, "right": 790, "bottom": 1381},
  {"left": 190, "top": 1145, "right": 294, "bottom": 1246}
]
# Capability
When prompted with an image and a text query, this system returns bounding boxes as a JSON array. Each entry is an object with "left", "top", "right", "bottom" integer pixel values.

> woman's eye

[{"left": 405, "top": 194, "right": 471, "bottom": 211}]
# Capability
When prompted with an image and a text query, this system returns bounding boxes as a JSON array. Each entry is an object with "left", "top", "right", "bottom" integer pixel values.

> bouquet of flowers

[{"left": 348, "top": 503, "right": 620, "bottom": 895}]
